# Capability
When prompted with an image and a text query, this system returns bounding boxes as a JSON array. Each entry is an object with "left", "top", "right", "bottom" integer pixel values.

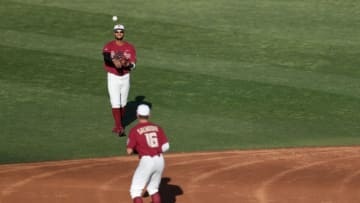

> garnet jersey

[
  {"left": 127, "top": 121, "right": 168, "bottom": 158},
  {"left": 102, "top": 41, "right": 136, "bottom": 76}
]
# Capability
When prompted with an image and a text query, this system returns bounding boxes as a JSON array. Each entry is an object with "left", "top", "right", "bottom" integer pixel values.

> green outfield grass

[{"left": 1, "top": 0, "right": 360, "bottom": 163}]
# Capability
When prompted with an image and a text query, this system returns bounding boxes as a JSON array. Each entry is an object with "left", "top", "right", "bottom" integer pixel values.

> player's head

[
  {"left": 136, "top": 104, "right": 150, "bottom": 120},
  {"left": 113, "top": 24, "right": 125, "bottom": 40}
]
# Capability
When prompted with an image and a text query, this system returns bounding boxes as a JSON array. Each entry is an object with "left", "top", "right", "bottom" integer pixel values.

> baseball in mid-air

[{"left": 112, "top": 16, "right": 118, "bottom": 22}]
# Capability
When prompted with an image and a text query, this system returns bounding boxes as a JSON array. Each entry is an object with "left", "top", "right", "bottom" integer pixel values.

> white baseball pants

[
  {"left": 107, "top": 72, "right": 130, "bottom": 108},
  {"left": 130, "top": 154, "right": 165, "bottom": 199}
]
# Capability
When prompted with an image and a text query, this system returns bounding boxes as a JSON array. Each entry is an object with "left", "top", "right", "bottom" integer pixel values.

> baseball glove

[{"left": 112, "top": 52, "right": 130, "bottom": 68}]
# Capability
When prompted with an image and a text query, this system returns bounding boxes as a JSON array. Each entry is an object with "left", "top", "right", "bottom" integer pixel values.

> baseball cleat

[
  {"left": 118, "top": 131, "right": 126, "bottom": 137},
  {"left": 112, "top": 127, "right": 126, "bottom": 137}
]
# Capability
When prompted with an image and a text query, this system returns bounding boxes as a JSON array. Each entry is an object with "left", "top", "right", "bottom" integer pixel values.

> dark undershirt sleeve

[{"left": 103, "top": 52, "right": 115, "bottom": 67}]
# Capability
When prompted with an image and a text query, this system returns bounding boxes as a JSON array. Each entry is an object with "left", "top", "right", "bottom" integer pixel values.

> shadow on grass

[{"left": 123, "top": 95, "right": 152, "bottom": 128}]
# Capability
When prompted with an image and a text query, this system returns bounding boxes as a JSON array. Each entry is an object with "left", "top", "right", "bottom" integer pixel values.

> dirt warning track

[{"left": 1, "top": 146, "right": 360, "bottom": 203}]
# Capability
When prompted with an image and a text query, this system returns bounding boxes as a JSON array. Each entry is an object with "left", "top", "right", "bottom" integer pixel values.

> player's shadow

[
  {"left": 144, "top": 177, "right": 183, "bottom": 203},
  {"left": 159, "top": 177, "right": 183, "bottom": 203},
  {"left": 123, "top": 95, "right": 152, "bottom": 127}
]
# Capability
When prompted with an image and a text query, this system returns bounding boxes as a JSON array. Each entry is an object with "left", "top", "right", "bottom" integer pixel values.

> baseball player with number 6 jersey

[{"left": 127, "top": 104, "right": 170, "bottom": 203}]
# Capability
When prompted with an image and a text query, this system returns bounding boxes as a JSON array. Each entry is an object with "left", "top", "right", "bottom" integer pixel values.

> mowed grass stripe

[
  {"left": 2, "top": 43, "right": 358, "bottom": 125},
  {"left": 2, "top": 1, "right": 360, "bottom": 75},
  {"left": 3, "top": 77, "right": 359, "bottom": 158},
  {"left": 1, "top": 29, "right": 359, "bottom": 99},
  {"left": 4, "top": 1, "right": 359, "bottom": 56},
  {"left": 2, "top": 0, "right": 360, "bottom": 97},
  {"left": 0, "top": 79, "right": 119, "bottom": 163},
  {"left": 6, "top": 0, "right": 359, "bottom": 46},
  {"left": 2, "top": 60, "right": 360, "bottom": 162},
  {"left": 0, "top": 29, "right": 101, "bottom": 59},
  {"left": 2, "top": 43, "right": 358, "bottom": 126}
]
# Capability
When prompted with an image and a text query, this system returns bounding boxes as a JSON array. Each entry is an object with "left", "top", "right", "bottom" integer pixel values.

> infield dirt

[{"left": 0, "top": 146, "right": 360, "bottom": 203}]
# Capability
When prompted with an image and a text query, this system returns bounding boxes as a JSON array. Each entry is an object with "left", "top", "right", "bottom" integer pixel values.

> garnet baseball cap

[
  {"left": 113, "top": 24, "right": 125, "bottom": 31},
  {"left": 137, "top": 104, "right": 150, "bottom": 116}
]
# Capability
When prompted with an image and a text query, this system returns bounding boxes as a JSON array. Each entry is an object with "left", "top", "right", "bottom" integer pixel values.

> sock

[
  {"left": 111, "top": 108, "right": 122, "bottom": 129},
  {"left": 133, "top": 197, "right": 143, "bottom": 203},
  {"left": 151, "top": 193, "right": 161, "bottom": 203}
]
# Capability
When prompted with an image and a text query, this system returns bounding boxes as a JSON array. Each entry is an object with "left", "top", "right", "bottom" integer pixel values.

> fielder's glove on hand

[{"left": 111, "top": 52, "right": 130, "bottom": 69}]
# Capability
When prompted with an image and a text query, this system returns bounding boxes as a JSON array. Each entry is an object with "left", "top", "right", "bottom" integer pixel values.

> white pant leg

[
  {"left": 147, "top": 155, "right": 165, "bottom": 195},
  {"left": 130, "top": 156, "right": 155, "bottom": 199},
  {"left": 119, "top": 74, "right": 130, "bottom": 108},
  {"left": 107, "top": 73, "right": 130, "bottom": 108}
]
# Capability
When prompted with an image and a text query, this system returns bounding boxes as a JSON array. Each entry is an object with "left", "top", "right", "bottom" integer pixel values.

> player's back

[{"left": 128, "top": 121, "right": 168, "bottom": 157}]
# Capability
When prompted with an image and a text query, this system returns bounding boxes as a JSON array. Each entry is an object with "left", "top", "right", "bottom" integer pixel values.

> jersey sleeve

[
  {"left": 128, "top": 44, "right": 137, "bottom": 64},
  {"left": 103, "top": 43, "right": 111, "bottom": 54},
  {"left": 127, "top": 129, "right": 137, "bottom": 149},
  {"left": 157, "top": 127, "right": 168, "bottom": 146}
]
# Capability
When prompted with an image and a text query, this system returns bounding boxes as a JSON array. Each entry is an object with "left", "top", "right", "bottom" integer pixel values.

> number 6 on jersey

[{"left": 145, "top": 132, "right": 159, "bottom": 148}]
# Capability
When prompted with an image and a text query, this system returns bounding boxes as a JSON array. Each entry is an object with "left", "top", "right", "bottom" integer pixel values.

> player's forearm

[{"left": 103, "top": 52, "right": 116, "bottom": 67}]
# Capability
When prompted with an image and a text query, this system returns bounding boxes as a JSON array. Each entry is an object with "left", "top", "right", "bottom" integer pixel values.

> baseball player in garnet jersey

[
  {"left": 102, "top": 24, "right": 136, "bottom": 136},
  {"left": 127, "top": 104, "right": 170, "bottom": 203}
]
